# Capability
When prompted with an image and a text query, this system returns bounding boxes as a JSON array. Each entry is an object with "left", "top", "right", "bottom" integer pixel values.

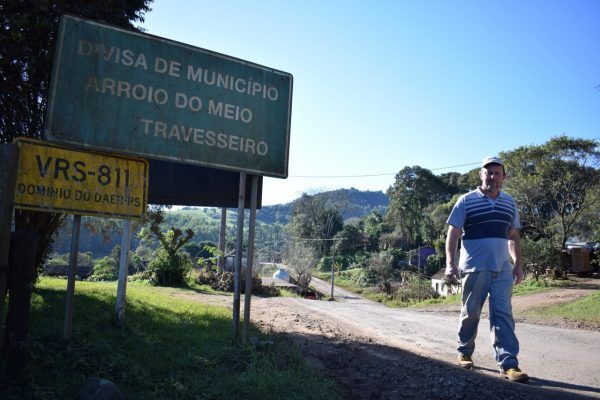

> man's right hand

[{"left": 445, "top": 263, "right": 459, "bottom": 284}]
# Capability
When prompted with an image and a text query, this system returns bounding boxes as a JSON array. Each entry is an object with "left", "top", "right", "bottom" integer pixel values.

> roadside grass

[
  {"left": 279, "top": 288, "right": 300, "bottom": 298},
  {"left": 314, "top": 271, "right": 363, "bottom": 294},
  {"left": 2, "top": 277, "right": 338, "bottom": 399},
  {"left": 520, "top": 290, "right": 600, "bottom": 324},
  {"left": 512, "top": 277, "right": 571, "bottom": 296},
  {"left": 316, "top": 269, "right": 573, "bottom": 309},
  {"left": 410, "top": 293, "right": 462, "bottom": 308}
]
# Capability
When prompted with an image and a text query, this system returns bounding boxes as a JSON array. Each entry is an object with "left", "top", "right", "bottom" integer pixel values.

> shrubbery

[
  {"left": 193, "top": 267, "right": 263, "bottom": 294},
  {"left": 89, "top": 256, "right": 118, "bottom": 281},
  {"left": 521, "top": 238, "right": 563, "bottom": 279},
  {"left": 147, "top": 249, "right": 193, "bottom": 287}
]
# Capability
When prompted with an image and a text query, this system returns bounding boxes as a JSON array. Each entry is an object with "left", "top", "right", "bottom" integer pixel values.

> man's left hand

[{"left": 513, "top": 266, "right": 524, "bottom": 285}]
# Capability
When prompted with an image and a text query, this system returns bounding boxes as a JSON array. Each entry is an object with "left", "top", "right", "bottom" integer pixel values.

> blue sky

[{"left": 142, "top": 0, "right": 600, "bottom": 205}]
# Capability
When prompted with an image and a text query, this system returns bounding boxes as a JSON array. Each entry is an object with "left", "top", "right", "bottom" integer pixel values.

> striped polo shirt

[{"left": 446, "top": 188, "right": 521, "bottom": 272}]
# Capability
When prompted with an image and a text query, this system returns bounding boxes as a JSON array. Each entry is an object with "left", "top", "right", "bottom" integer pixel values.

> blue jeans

[{"left": 457, "top": 269, "right": 519, "bottom": 370}]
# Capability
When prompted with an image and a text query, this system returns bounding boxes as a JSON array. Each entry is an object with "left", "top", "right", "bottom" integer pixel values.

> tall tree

[
  {"left": 2, "top": 0, "right": 152, "bottom": 267},
  {"left": 386, "top": 166, "right": 452, "bottom": 246},
  {"left": 501, "top": 136, "right": 600, "bottom": 247},
  {"left": 288, "top": 193, "right": 343, "bottom": 258},
  {"left": 1, "top": 0, "right": 152, "bottom": 381}
]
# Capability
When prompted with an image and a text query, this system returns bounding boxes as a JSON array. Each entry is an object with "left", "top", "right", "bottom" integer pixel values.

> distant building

[
  {"left": 430, "top": 268, "right": 461, "bottom": 297},
  {"left": 408, "top": 245, "right": 436, "bottom": 267}
]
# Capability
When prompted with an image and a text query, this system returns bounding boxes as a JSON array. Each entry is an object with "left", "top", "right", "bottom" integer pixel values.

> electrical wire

[{"left": 288, "top": 137, "right": 600, "bottom": 179}]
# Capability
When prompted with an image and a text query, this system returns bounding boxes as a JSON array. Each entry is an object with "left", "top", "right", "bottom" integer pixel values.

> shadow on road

[{"left": 287, "top": 331, "right": 599, "bottom": 400}]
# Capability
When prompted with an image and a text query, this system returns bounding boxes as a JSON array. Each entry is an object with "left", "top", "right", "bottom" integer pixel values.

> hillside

[
  {"left": 257, "top": 187, "right": 389, "bottom": 224},
  {"left": 50, "top": 188, "right": 389, "bottom": 259}
]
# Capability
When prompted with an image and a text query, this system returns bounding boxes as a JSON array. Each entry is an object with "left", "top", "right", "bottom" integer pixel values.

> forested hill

[
  {"left": 256, "top": 188, "right": 389, "bottom": 224},
  {"left": 51, "top": 188, "right": 389, "bottom": 258}
]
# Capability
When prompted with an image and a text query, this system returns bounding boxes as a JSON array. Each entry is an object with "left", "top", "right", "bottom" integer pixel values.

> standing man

[{"left": 445, "top": 156, "right": 528, "bottom": 383}]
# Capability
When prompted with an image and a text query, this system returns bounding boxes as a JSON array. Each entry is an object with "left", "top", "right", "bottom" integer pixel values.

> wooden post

[
  {"left": 115, "top": 219, "right": 132, "bottom": 325},
  {"left": 242, "top": 175, "right": 258, "bottom": 343},
  {"left": 63, "top": 214, "right": 82, "bottom": 340},
  {"left": 232, "top": 172, "right": 246, "bottom": 340},
  {"left": 218, "top": 207, "right": 227, "bottom": 271},
  {"left": 5, "top": 229, "right": 37, "bottom": 381},
  {"left": 0, "top": 143, "right": 18, "bottom": 347}
]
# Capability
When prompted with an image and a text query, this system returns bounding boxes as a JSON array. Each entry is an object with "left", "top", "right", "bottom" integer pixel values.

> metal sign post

[
  {"left": 63, "top": 214, "right": 82, "bottom": 339},
  {"left": 218, "top": 207, "right": 227, "bottom": 271},
  {"left": 232, "top": 172, "right": 246, "bottom": 340},
  {"left": 243, "top": 175, "right": 259, "bottom": 343},
  {"left": 115, "top": 219, "right": 132, "bottom": 325}
]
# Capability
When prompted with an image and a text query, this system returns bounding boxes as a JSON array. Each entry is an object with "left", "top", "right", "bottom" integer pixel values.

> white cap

[{"left": 481, "top": 156, "right": 504, "bottom": 168}]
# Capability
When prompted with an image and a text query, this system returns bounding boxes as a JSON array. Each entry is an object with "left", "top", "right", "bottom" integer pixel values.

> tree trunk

[{"left": 3, "top": 229, "right": 38, "bottom": 382}]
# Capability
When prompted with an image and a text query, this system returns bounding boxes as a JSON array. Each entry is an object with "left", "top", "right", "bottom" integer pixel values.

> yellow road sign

[{"left": 13, "top": 138, "right": 148, "bottom": 219}]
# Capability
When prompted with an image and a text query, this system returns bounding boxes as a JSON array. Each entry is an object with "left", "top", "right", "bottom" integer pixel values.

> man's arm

[
  {"left": 445, "top": 225, "right": 462, "bottom": 280},
  {"left": 508, "top": 228, "right": 524, "bottom": 285}
]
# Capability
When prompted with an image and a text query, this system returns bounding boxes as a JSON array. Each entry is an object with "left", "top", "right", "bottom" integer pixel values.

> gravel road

[
  {"left": 301, "top": 278, "right": 600, "bottom": 398},
  {"left": 167, "top": 279, "right": 600, "bottom": 399}
]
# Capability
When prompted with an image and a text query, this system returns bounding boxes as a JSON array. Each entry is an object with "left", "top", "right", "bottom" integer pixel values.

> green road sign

[{"left": 46, "top": 15, "right": 292, "bottom": 178}]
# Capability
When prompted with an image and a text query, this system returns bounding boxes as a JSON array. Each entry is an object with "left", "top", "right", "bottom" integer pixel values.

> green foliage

[
  {"left": 425, "top": 254, "right": 442, "bottom": 277},
  {"left": 386, "top": 166, "right": 455, "bottom": 247},
  {"left": 9, "top": 278, "right": 338, "bottom": 399},
  {"left": 521, "top": 291, "right": 600, "bottom": 325},
  {"left": 349, "top": 267, "right": 379, "bottom": 287},
  {"left": 521, "top": 238, "right": 563, "bottom": 279},
  {"left": 2, "top": 0, "right": 152, "bottom": 279},
  {"left": 147, "top": 249, "right": 193, "bottom": 287},
  {"left": 46, "top": 253, "right": 69, "bottom": 266},
  {"left": 317, "top": 255, "right": 352, "bottom": 272},
  {"left": 367, "top": 252, "right": 397, "bottom": 296},
  {"left": 362, "top": 210, "right": 389, "bottom": 250},
  {"left": 511, "top": 277, "right": 570, "bottom": 296},
  {"left": 387, "top": 248, "right": 409, "bottom": 269},
  {"left": 288, "top": 193, "right": 343, "bottom": 258},
  {"left": 334, "top": 224, "right": 364, "bottom": 256},
  {"left": 286, "top": 241, "right": 319, "bottom": 290},
  {"left": 501, "top": 136, "right": 600, "bottom": 246},
  {"left": 393, "top": 274, "right": 439, "bottom": 304},
  {"left": 46, "top": 252, "right": 92, "bottom": 266},
  {"left": 192, "top": 268, "right": 263, "bottom": 294},
  {"left": 89, "top": 256, "right": 118, "bottom": 281}
]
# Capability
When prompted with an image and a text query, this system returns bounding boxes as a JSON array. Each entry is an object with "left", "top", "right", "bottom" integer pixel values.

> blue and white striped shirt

[{"left": 447, "top": 188, "right": 520, "bottom": 272}]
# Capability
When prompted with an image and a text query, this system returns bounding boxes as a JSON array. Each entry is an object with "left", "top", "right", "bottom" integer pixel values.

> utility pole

[{"left": 330, "top": 242, "right": 336, "bottom": 300}]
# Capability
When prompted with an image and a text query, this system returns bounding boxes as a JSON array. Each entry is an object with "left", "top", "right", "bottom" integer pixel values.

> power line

[
  {"left": 289, "top": 162, "right": 480, "bottom": 179},
  {"left": 289, "top": 137, "right": 600, "bottom": 179}
]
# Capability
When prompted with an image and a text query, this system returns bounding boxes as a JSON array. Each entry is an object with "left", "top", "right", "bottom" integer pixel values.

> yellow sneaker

[
  {"left": 503, "top": 367, "right": 529, "bottom": 383},
  {"left": 457, "top": 354, "right": 474, "bottom": 369}
]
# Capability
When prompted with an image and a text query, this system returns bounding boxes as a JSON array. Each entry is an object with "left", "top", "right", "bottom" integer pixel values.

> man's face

[{"left": 480, "top": 163, "right": 505, "bottom": 192}]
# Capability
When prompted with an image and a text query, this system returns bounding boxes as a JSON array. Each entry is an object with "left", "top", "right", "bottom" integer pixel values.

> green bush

[
  {"left": 89, "top": 256, "right": 118, "bottom": 281},
  {"left": 193, "top": 268, "right": 263, "bottom": 294},
  {"left": 521, "top": 238, "right": 562, "bottom": 279},
  {"left": 147, "top": 250, "right": 193, "bottom": 287},
  {"left": 317, "top": 255, "right": 352, "bottom": 272},
  {"left": 425, "top": 254, "right": 442, "bottom": 277},
  {"left": 387, "top": 248, "right": 408, "bottom": 269},
  {"left": 394, "top": 273, "right": 438, "bottom": 303},
  {"left": 349, "top": 267, "right": 379, "bottom": 287}
]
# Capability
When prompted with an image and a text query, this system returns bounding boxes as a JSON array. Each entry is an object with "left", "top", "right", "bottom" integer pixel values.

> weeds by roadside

[{"left": 0, "top": 278, "right": 338, "bottom": 399}]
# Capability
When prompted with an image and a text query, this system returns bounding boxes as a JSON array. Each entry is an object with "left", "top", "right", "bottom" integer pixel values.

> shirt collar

[{"left": 476, "top": 187, "right": 504, "bottom": 200}]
